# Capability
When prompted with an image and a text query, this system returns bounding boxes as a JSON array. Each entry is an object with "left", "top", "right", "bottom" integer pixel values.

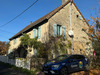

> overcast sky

[{"left": 0, "top": 0, "right": 99, "bottom": 42}]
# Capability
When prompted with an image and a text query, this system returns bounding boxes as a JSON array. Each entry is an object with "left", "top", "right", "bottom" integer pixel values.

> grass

[
  {"left": 11, "top": 66, "right": 37, "bottom": 75},
  {"left": 0, "top": 61, "right": 38, "bottom": 75}
]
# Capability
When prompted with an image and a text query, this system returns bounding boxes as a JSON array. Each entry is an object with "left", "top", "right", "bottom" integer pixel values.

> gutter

[{"left": 9, "top": 18, "right": 48, "bottom": 40}]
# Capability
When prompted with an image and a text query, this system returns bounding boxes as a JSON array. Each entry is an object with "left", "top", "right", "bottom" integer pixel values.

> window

[
  {"left": 68, "top": 55, "right": 76, "bottom": 60},
  {"left": 69, "top": 55, "right": 85, "bottom": 60},
  {"left": 53, "top": 24, "right": 62, "bottom": 37},
  {"left": 76, "top": 15, "right": 79, "bottom": 18},
  {"left": 76, "top": 15, "right": 82, "bottom": 20},
  {"left": 54, "top": 55, "right": 68, "bottom": 61},
  {"left": 53, "top": 24, "right": 66, "bottom": 38},
  {"left": 57, "top": 25, "right": 61, "bottom": 36},
  {"left": 13, "top": 39, "right": 17, "bottom": 45},
  {"left": 33, "top": 26, "right": 41, "bottom": 39}
]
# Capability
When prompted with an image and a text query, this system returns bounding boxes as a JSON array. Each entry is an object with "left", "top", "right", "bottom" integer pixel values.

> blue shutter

[
  {"left": 53, "top": 24, "right": 57, "bottom": 37},
  {"left": 38, "top": 26, "right": 41, "bottom": 39},
  {"left": 79, "top": 16, "right": 82, "bottom": 20},
  {"left": 60, "top": 26, "right": 62, "bottom": 35},
  {"left": 35, "top": 49, "right": 37, "bottom": 54},
  {"left": 33, "top": 29, "right": 35, "bottom": 38},
  {"left": 15, "top": 39, "right": 17, "bottom": 44},
  {"left": 13, "top": 40, "right": 14, "bottom": 45},
  {"left": 13, "top": 39, "right": 16, "bottom": 45},
  {"left": 33, "top": 48, "right": 35, "bottom": 55},
  {"left": 63, "top": 26, "right": 66, "bottom": 39}
]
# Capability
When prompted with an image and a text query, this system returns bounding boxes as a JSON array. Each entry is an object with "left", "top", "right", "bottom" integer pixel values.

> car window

[
  {"left": 54, "top": 55, "right": 68, "bottom": 61},
  {"left": 68, "top": 55, "right": 77, "bottom": 60},
  {"left": 76, "top": 55, "right": 85, "bottom": 60},
  {"left": 68, "top": 55, "right": 85, "bottom": 61}
]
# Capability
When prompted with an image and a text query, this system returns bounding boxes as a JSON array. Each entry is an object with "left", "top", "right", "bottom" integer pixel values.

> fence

[
  {"left": 0, "top": 55, "right": 45, "bottom": 70},
  {"left": 0, "top": 55, "right": 30, "bottom": 70}
]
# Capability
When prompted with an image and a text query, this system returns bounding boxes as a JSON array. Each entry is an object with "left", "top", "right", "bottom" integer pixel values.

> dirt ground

[
  {"left": 0, "top": 62, "right": 28, "bottom": 75},
  {"left": 36, "top": 70, "right": 100, "bottom": 75}
]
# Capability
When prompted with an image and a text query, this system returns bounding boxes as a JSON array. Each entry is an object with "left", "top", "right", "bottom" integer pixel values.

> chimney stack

[
  {"left": 30, "top": 21, "right": 32, "bottom": 24},
  {"left": 62, "top": 0, "right": 68, "bottom": 4}
]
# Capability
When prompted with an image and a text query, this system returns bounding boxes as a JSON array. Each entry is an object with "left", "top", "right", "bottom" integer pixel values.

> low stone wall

[
  {"left": 15, "top": 58, "right": 30, "bottom": 70},
  {"left": 0, "top": 55, "right": 46, "bottom": 70},
  {"left": 0, "top": 55, "right": 8, "bottom": 63},
  {"left": 30, "top": 58, "right": 46, "bottom": 70},
  {"left": 0, "top": 55, "right": 30, "bottom": 70}
]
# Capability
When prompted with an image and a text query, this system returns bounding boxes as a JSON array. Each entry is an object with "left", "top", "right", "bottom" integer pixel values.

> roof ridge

[
  {"left": 9, "top": 0, "right": 71, "bottom": 40},
  {"left": 9, "top": 0, "right": 89, "bottom": 40}
]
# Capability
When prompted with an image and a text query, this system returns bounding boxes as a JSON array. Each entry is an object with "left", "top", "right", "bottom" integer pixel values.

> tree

[
  {"left": 40, "top": 35, "right": 71, "bottom": 59},
  {"left": 20, "top": 34, "right": 44, "bottom": 58},
  {"left": 82, "top": 1, "right": 100, "bottom": 50},
  {"left": 83, "top": 1, "right": 100, "bottom": 69},
  {"left": 0, "top": 41, "right": 10, "bottom": 55},
  {"left": 20, "top": 34, "right": 71, "bottom": 59}
]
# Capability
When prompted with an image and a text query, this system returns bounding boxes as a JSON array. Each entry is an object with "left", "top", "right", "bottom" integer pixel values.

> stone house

[{"left": 8, "top": 0, "right": 92, "bottom": 58}]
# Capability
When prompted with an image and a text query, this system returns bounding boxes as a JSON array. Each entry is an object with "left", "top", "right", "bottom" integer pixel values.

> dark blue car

[{"left": 42, "top": 54, "right": 89, "bottom": 75}]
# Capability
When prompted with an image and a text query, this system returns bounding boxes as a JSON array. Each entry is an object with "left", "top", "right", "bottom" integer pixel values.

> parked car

[{"left": 42, "top": 54, "right": 89, "bottom": 75}]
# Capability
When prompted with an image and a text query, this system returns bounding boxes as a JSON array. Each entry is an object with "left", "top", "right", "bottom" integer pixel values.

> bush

[{"left": 89, "top": 55, "right": 100, "bottom": 69}]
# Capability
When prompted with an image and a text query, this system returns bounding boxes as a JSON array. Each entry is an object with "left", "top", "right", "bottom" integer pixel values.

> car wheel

[
  {"left": 60, "top": 67, "right": 68, "bottom": 75},
  {"left": 85, "top": 64, "right": 89, "bottom": 71}
]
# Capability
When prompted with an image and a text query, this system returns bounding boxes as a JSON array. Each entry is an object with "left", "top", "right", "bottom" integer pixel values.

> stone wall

[
  {"left": 0, "top": 55, "right": 46, "bottom": 70},
  {"left": 30, "top": 58, "right": 46, "bottom": 70},
  {"left": 48, "top": 2, "right": 92, "bottom": 55},
  {"left": 0, "top": 55, "right": 30, "bottom": 70}
]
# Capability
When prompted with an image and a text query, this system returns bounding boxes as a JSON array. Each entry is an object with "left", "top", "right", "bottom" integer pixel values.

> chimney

[
  {"left": 62, "top": 0, "right": 69, "bottom": 4},
  {"left": 30, "top": 21, "right": 32, "bottom": 24}
]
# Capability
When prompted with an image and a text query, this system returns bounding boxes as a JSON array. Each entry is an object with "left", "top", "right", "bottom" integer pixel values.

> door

[{"left": 67, "top": 55, "right": 79, "bottom": 72}]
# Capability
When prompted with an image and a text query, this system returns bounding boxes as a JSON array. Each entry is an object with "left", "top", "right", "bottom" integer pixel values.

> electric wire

[
  {"left": 0, "top": 0, "right": 39, "bottom": 27},
  {"left": 0, "top": 29, "right": 15, "bottom": 34},
  {"left": 0, "top": 34, "right": 9, "bottom": 39}
]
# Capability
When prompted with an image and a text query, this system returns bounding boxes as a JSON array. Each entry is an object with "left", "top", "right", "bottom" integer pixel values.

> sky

[{"left": 0, "top": 0, "right": 99, "bottom": 42}]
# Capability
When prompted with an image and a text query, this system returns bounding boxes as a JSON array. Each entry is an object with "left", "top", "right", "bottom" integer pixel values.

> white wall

[{"left": 0, "top": 56, "right": 30, "bottom": 70}]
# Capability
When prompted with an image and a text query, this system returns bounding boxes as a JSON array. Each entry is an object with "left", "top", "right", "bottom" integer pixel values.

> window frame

[
  {"left": 57, "top": 25, "right": 61, "bottom": 36},
  {"left": 13, "top": 39, "right": 17, "bottom": 45}
]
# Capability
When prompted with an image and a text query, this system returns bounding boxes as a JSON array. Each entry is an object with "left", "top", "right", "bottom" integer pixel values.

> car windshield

[{"left": 54, "top": 55, "right": 68, "bottom": 61}]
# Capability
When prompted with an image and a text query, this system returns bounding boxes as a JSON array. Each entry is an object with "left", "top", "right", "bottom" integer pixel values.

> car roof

[{"left": 68, "top": 54, "right": 85, "bottom": 57}]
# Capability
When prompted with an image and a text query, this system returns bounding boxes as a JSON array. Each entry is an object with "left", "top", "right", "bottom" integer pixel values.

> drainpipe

[{"left": 68, "top": 0, "right": 74, "bottom": 54}]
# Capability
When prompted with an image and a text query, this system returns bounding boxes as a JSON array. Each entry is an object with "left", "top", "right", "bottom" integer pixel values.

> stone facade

[
  {"left": 48, "top": 3, "right": 91, "bottom": 55},
  {"left": 9, "top": 1, "right": 92, "bottom": 57}
]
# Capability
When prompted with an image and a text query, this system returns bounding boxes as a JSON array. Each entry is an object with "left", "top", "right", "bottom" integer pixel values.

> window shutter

[
  {"left": 13, "top": 40, "right": 14, "bottom": 45},
  {"left": 63, "top": 26, "right": 66, "bottom": 39},
  {"left": 33, "top": 29, "right": 35, "bottom": 38},
  {"left": 33, "top": 48, "right": 35, "bottom": 55},
  {"left": 35, "top": 49, "right": 37, "bottom": 55},
  {"left": 38, "top": 26, "right": 41, "bottom": 39},
  {"left": 13, "top": 39, "right": 16, "bottom": 45},
  {"left": 15, "top": 39, "right": 17, "bottom": 44},
  {"left": 53, "top": 24, "right": 57, "bottom": 37},
  {"left": 60, "top": 26, "right": 62, "bottom": 35}
]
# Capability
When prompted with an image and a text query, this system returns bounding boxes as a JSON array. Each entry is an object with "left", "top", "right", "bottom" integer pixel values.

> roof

[{"left": 9, "top": 0, "right": 89, "bottom": 40}]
